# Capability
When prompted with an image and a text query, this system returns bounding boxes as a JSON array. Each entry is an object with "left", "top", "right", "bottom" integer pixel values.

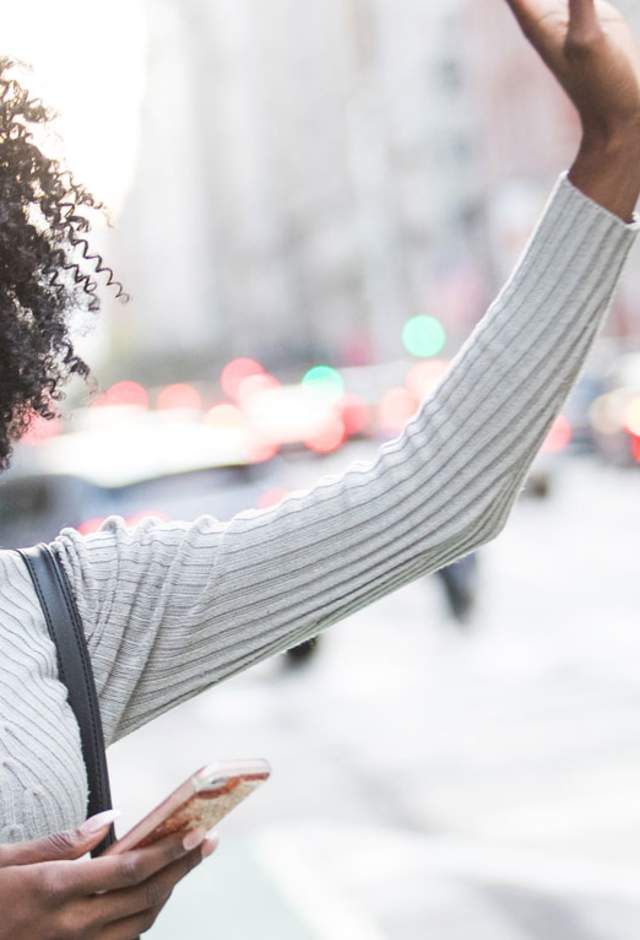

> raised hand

[
  {"left": 505, "top": 0, "right": 640, "bottom": 140},
  {"left": 505, "top": 0, "right": 640, "bottom": 221}
]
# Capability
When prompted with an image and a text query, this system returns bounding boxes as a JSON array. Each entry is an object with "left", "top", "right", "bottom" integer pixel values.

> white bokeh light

[{"left": 2, "top": 0, "right": 147, "bottom": 214}]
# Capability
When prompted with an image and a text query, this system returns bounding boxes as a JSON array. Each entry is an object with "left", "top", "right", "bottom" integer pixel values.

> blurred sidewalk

[
  {"left": 153, "top": 828, "right": 640, "bottom": 939},
  {"left": 108, "top": 455, "right": 640, "bottom": 938},
  {"left": 151, "top": 841, "right": 317, "bottom": 940}
]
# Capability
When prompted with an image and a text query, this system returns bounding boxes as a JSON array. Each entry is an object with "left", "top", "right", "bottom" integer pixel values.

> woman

[{"left": 1, "top": 1, "right": 639, "bottom": 936}]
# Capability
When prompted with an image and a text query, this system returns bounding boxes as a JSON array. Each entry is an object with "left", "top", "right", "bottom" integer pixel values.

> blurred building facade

[
  {"left": 462, "top": 0, "right": 640, "bottom": 337},
  {"left": 115, "top": 0, "right": 640, "bottom": 382},
  {"left": 117, "top": 0, "right": 486, "bottom": 377}
]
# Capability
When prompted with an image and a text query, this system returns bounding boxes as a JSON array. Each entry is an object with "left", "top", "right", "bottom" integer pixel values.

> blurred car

[
  {"left": 509, "top": 372, "right": 606, "bottom": 499},
  {"left": 1, "top": 405, "right": 332, "bottom": 668},
  {"left": 563, "top": 373, "right": 607, "bottom": 454},
  {"left": 589, "top": 352, "right": 640, "bottom": 467},
  {"left": 0, "top": 406, "right": 286, "bottom": 548}
]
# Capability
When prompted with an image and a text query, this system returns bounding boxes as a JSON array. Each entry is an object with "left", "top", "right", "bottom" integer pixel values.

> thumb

[{"left": 0, "top": 809, "right": 120, "bottom": 866}]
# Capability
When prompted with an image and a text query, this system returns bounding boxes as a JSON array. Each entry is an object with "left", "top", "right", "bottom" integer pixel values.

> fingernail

[
  {"left": 201, "top": 835, "right": 219, "bottom": 860},
  {"left": 80, "top": 809, "right": 121, "bottom": 835},
  {"left": 182, "top": 828, "right": 206, "bottom": 852}
]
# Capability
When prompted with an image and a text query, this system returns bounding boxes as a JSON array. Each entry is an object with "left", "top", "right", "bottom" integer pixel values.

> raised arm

[{"left": 53, "top": 0, "right": 640, "bottom": 744}]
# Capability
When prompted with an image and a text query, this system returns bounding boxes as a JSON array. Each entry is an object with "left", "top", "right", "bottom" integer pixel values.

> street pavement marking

[
  {"left": 254, "top": 827, "right": 389, "bottom": 940},
  {"left": 408, "top": 837, "right": 640, "bottom": 902},
  {"left": 286, "top": 822, "right": 640, "bottom": 904}
]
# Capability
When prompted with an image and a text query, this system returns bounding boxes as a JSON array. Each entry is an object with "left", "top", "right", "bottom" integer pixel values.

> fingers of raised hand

[
  {"left": 503, "top": 0, "right": 567, "bottom": 71},
  {"left": 569, "top": 0, "right": 597, "bottom": 33},
  {"left": 503, "top": 0, "right": 549, "bottom": 37},
  {"left": 567, "top": 0, "right": 604, "bottom": 51}
]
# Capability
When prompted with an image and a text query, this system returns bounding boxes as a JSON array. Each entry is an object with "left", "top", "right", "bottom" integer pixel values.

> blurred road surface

[{"left": 107, "top": 450, "right": 640, "bottom": 938}]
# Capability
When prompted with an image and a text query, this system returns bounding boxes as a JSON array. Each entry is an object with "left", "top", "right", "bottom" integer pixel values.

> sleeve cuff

[{"left": 559, "top": 170, "right": 640, "bottom": 233}]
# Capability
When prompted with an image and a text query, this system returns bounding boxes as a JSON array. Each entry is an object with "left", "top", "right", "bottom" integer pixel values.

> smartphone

[{"left": 104, "top": 759, "right": 271, "bottom": 855}]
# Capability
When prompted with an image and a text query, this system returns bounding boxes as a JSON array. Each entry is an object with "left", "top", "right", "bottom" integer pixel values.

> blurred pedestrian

[
  {"left": 2, "top": 2, "right": 640, "bottom": 936},
  {"left": 435, "top": 554, "right": 479, "bottom": 626}
]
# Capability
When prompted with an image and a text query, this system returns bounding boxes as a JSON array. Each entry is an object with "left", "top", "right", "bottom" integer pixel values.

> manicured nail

[
  {"left": 80, "top": 809, "right": 121, "bottom": 835},
  {"left": 182, "top": 828, "right": 206, "bottom": 852},
  {"left": 201, "top": 833, "right": 219, "bottom": 859}
]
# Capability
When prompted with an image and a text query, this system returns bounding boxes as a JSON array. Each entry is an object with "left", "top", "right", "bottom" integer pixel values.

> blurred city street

[
  {"left": 3, "top": 2, "right": 640, "bottom": 937},
  {"left": 107, "top": 446, "right": 640, "bottom": 939}
]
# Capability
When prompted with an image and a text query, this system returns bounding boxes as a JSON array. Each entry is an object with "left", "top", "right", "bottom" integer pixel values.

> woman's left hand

[{"left": 505, "top": 0, "right": 640, "bottom": 141}]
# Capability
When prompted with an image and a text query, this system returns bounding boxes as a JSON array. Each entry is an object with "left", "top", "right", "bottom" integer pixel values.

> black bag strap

[{"left": 17, "top": 543, "right": 115, "bottom": 857}]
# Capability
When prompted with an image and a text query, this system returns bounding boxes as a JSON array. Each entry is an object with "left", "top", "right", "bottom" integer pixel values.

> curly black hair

[{"left": 0, "top": 57, "right": 126, "bottom": 470}]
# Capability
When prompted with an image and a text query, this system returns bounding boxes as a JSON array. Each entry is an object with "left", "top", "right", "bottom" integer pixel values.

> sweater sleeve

[{"left": 52, "top": 172, "right": 639, "bottom": 745}]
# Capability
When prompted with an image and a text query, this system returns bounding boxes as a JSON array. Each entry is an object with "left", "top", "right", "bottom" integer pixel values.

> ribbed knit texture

[{"left": 0, "top": 172, "right": 638, "bottom": 842}]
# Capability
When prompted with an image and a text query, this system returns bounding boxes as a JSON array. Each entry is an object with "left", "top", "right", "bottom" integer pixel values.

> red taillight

[
  {"left": 543, "top": 415, "right": 572, "bottom": 454},
  {"left": 77, "top": 517, "right": 106, "bottom": 535},
  {"left": 378, "top": 387, "right": 418, "bottom": 437},
  {"left": 305, "top": 417, "right": 346, "bottom": 454},
  {"left": 625, "top": 398, "right": 640, "bottom": 436},
  {"left": 125, "top": 510, "right": 170, "bottom": 527},
  {"left": 257, "top": 487, "right": 289, "bottom": 509},
  {"left": 22, "top": 414, "right": 62, "bottom": 445},
  {"left": 156, "top": 384, "right": 202, "bottom": 411},
  {"left": 93, "top": 381, "right": 149, "bottom": 409},
  {"left": 341, "top": 394, "right": 370, "bottom": 437},
  {"left": 220, "top": 358, "right": 265, "bottom": 400}
]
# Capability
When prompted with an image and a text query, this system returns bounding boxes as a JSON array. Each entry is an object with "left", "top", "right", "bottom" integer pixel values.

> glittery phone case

[{"left": 104, "top": 760, "right": 270, "bottom": 855}]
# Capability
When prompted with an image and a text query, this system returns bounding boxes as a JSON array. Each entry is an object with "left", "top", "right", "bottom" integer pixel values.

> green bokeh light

[
  {"left": 302, "top": 365, "right": 345, "bottom": 395},
  {"left": 402, "top": 315, "right": 447, "bottom": 358}
]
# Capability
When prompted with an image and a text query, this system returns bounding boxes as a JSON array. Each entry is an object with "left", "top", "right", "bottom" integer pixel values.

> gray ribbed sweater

[{"left": 0, "top": 173, "right": 638, "bottom": 843}]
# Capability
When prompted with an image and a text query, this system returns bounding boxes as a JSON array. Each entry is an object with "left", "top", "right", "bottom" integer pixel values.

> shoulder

[
  {"left": 0, "top": 550, "right": 88, "bottom": 840},
  {"left": 0, "top": 549, "right": 60, "bottom": 677},
  {"left": 0, "top": 548, "right": 68, "bottom": 723},
  {"left": 0, "top": 549, "right": 45, "bottom": 632}
]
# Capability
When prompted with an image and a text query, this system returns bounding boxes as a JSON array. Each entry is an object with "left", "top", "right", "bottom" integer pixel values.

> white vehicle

[{"left": 0, "top": 406, "right": 284, "bottom": 548}]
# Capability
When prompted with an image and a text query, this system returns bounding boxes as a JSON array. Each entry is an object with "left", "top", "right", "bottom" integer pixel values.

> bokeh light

[
  {"left": 204, "top": 403, "right": 245, "bottom": 427},
  {"left": 589, "top": 392, "right": 625, "bottom": 436},
  {"left": 22, "top": 413, "right": 62, "bottom": 445},
  {"left": 236, "top": 372, "right": 281, "bottom": 407},
  {"left": 378, "top": 387, "right": 419, "bottom": 436},
  {"left": 542, "top": 415, "right": 572, "bottom": 454},
  {"left": 2, "top": 0, "right": 147, "bottom": 214},
  {"left": 249, "top": 438, "right": 279, "bottom": 464},
  {"left": 156, "top": 384, "right": 202, "bottom": 411},
  {"left": 633, "top": 435, "right": 640, "bottom": 464},
  {"left": 402, "top": 315, "right": 447, "bottom": 358},
  {"left": 93, "top": 381, "right": 149, "bottom": 410},
  {"left": 305, "top": 416, "right": 346, "bottom": 454},
  {"left": 126, "top": 510, "right": 170, "bottom": 527},
  {"left": 626, "top": 398, "right": 640, "bottom": 436},
  {"left": 257, "top": 487, "right": 290, "bottom": 509},
  {"left": 405, "top": 359, "right": 450, "bottom": 399},
  {"left": 77, "top": 517, "right": 106, "bottom": 536},
  {"left": 341, "top": 393, "right": 370, "bottom": 437},
  {"left": 220, "top": 358, "right": 265, "bottom": 400},
  {"left": 302, "top": 365, "right": 345, "bottom": 399}
]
